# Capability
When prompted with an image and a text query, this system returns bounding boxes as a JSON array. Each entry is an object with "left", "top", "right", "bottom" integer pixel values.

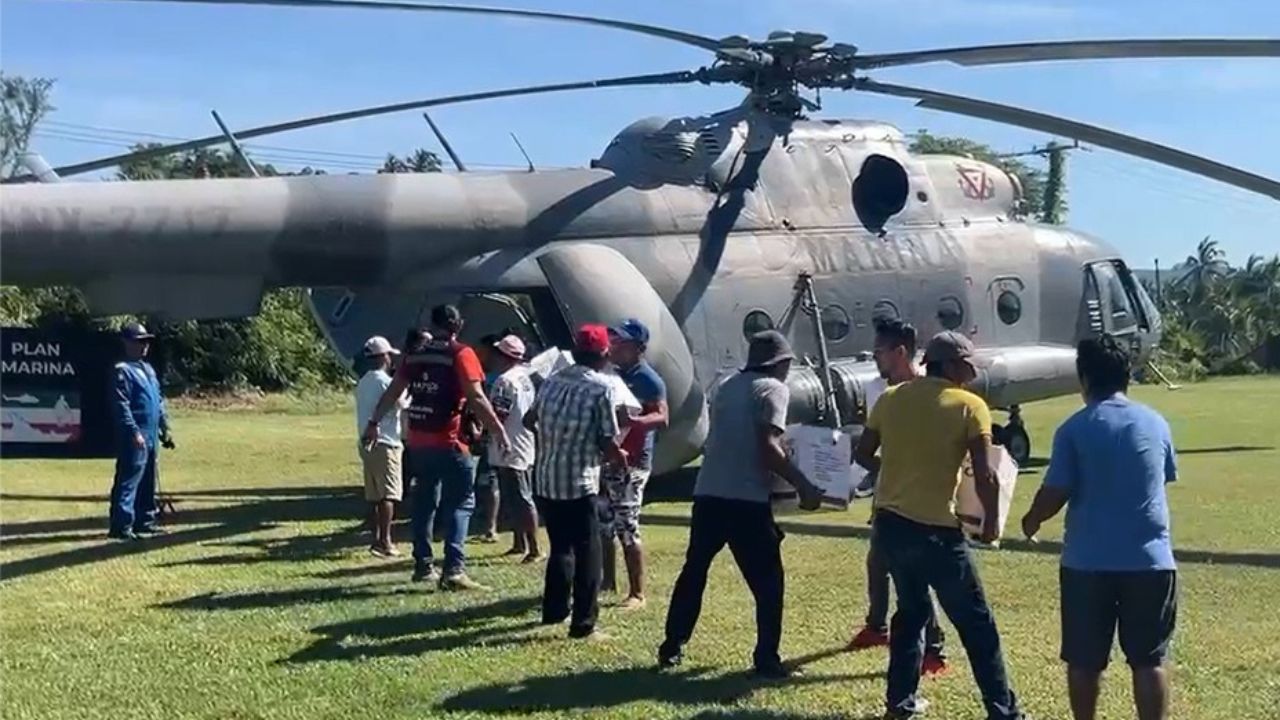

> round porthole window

[
  {"left": 742, "top": 309, "right": 775, "bottom": 339},
  {"left": 997, "top": 290, "right": 1023, "bottom": 325},
  {"left": 821, "top": 304, "right": 851, "bottom": 342},
  {"left": 937, "top": 296, "right": 965, "bottom": 331},
  {"left": 872, "top": 300, "right": 900, "bottom": 325}
]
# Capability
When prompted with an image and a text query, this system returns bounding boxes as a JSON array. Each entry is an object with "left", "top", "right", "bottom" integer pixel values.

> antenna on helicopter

[
  {"left": 19, "top": 153, "right": 60, "bottom": 183},
  {"left": 210, "top": 110, "right": 260, "bottom": 177},
  {"left": 509, "top": 133, "right": 535, "bottom": 173},
  {"left": 422, "top": 112, "right": 468, "bottom": 172}
]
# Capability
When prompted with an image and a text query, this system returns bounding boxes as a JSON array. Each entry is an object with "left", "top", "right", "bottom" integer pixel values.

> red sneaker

[
  {"left": 922, "top": 653, "right": 949, "bottom": 677},
  {"left": 846, "top": 626, "right": 890, "bottom": 651}
]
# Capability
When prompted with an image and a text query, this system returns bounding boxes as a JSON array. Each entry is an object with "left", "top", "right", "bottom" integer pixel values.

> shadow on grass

[
  {"left": 158, "top": 581, "right": 415, "bottom": 611},
  {"left": 438, "top": 664, "right": 877, "bottom": 716},
  {"left": 0, "top": 488, "right": 364, "bottom": 583},
  {"left": 1176, "top": 444, "right": 1274, "bottom": 455},
  {"left": 284, "top": 596, "right": 542, "bottom": 663},
  {"left": 641, "top": 514, "right": 1280, "bottom": 569}
]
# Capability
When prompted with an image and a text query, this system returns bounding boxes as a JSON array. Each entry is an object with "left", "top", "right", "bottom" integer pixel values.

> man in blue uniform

[{"left": 109, "top": 322, "right": 175, "bottom": 541}]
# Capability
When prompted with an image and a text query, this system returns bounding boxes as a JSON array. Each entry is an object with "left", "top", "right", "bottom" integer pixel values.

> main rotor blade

[
  {"left": 25, "top": 71, "right": 699, "bottom": 180},
  {"left": 855, "top": 39, "right": 1280, "bottom": 69},
  {"left": 854, "top": 78, "right": 1280, "bottom": 201},
  {"left": 105, "top": 0, "right": 721, "bottom": 51}
]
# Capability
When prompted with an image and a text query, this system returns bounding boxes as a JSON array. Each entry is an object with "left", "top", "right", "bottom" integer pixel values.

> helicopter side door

[{"left": 536, "top": 242, "right": 708, "bottom": 474}]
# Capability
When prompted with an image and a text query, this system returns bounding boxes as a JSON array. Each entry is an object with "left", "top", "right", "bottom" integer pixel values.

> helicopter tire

[{"left": 996, "top": 422, "right": 1032, "bottom": 467}]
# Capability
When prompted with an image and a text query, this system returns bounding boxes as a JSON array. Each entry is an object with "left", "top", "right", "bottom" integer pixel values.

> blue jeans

[
  {"left": 110, "top": 441, "right": 158, "bottom": 533},
  {"left": 409, "top": 447, "right": 476, "bottom": 576},
  {"left": 875, "top": 510, "right": 1022, "bottom": 720}
]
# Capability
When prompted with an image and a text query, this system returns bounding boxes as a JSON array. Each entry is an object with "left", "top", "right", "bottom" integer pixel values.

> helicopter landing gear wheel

[{"left": 994, "top": 405, "right": 1031, "bottom": 467}]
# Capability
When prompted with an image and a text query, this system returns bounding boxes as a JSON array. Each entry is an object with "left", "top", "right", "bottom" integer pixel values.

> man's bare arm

[
  {"left": 854, "top": 428, "right": 882, "bottom": 476},
  {"left": 1021, "top": 485, "right": 1069, "bottom": 539},
  {"left": 364, "top": 373, "right": 411, "bottom": 444},
  {"left": 463, "top": 381, "right": 506, "bottom": 439},
  {"left": 759, "top": 426, "right": 813, "bottom": 494},
  {"left": 628, "top": 399, "right": 669, "bottom": 433},
  {"left": 967, "top": 434, "right": 1000, "bottom": 542}
]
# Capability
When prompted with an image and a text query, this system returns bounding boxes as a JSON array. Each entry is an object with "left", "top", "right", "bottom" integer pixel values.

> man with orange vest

[{"left": 366, "top": 304, "right": 509, "bottom": 590}]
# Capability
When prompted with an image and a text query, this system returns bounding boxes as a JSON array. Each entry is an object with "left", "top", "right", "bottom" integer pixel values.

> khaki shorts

[{"left": 360, "top": 443, "right": 404, "bottom": 502}]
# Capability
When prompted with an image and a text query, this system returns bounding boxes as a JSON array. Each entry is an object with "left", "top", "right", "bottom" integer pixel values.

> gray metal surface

[{"left": 1, "top": 110, "right": 1163, "bottom": 471}]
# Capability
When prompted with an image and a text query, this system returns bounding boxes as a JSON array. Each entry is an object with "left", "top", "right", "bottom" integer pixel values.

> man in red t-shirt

[{"left": 365, "top": 304, "right": 509, "bottom": 590}]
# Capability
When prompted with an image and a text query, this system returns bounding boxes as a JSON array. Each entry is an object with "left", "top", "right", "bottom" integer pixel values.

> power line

[{"left": 34, "top": 122, "right": 558, "bottom": 171}]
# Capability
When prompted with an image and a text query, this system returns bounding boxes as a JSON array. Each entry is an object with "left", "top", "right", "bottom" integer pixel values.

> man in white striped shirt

[{"left": 523, "top": 324, "right": 627, "bottom": 640}]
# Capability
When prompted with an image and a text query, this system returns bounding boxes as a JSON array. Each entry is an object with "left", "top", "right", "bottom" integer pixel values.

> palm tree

[{"left": 1177, "top": 236, "right": 1229, "bottom": 303}]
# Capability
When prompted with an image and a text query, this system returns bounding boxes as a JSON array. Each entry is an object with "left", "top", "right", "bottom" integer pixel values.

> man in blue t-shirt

[
  {"left": 1022, "top": 336, "right": 1178, "bottom": 720},
  {"left": 601, "top": 318, "right": 668, "bottom": 610}
]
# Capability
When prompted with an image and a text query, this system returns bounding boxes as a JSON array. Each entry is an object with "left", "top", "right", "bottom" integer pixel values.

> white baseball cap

[
  {"left": 495, "top": 335, "right": 527, "bottom": 360},
  {"left": 362, "top": 335, "right": 399, "bottom": 357}
]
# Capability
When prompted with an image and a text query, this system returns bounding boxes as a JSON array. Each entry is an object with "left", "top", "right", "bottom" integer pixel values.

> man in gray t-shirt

[{"left": 659, "top": 331, "right": 820, "bottom": 678}]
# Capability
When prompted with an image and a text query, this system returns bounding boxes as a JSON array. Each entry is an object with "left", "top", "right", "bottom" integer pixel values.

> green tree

[
  {"left": 378, "top": 148, "right": 442, "bottom": 174},
  {"left": 909, "top": 130, "right": 1045, "bottom": 220},
  {"left": 0, "top": 73, "right": 55, "bottom": 177},
  {"left": 1040, "top": 141, "right": 1069, "bottom": 224}
]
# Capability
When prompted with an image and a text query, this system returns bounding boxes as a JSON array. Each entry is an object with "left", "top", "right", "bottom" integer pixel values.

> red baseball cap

[{"left": 575, "top": 324, "right": 611, "bottom": 354}]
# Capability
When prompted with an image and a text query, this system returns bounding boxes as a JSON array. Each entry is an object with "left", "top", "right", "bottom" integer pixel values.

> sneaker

[
  {"left": 470, "top": 533, "right": 499, "bottom": 544},
  {"left": 439, "top": 573, "right": 490, "bottom": 592},
  {"left": 922, "top": 653, "right": 949, "bottom": 677},
  {"left": 752, "top": 661, "right": 799, "bottom": 680},
  {"left": 847, "top": 626, "right": 890, "bottom": 651},
  {"left": 618, "top": 595, "right": 647, "bottom": 611},
  {"left": 882, "top": 698, "right": 930, "bottom": 719},
  {"left": 502, "top": 546, "right": 526, "bottom": 557},
  {"left": 133, "top": 525, "right": 166, "bottom": 536},
  {"left": 107, "top": 529, "right": 139, "bottom": 541},
  {"left": 657, "top": 646, "right": 683, "bottom": 670},
  {"left": 521, "top": 552, "right": 545, "bottom": 564},
  {"left": 411, "top": 563, "right": 439, "bottom": 584}
]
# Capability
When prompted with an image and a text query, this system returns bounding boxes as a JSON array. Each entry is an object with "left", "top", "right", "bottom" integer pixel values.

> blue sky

[{"left": 3, "top": 0, "right": 1278, "bottom": 266}]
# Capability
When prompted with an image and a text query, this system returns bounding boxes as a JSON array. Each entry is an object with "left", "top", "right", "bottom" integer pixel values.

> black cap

[
  {"left": 120, "top": 322, "right": 154, "bottom": 341},
  {"left": 430, "top": 304, "right": 463, "bottom": 332},
  {"left": 745, "top": 330, "right": 795, "bottom": 369}
]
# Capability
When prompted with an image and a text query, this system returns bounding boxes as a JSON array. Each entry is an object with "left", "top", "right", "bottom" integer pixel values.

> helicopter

[{"left": 3, "top": 0, "right": 1279, "bottom": 473}]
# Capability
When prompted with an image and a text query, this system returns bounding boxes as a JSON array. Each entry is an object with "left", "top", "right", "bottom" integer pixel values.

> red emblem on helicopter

[{"left": 956, "top": 164, "right": 996, "bottom": 201}]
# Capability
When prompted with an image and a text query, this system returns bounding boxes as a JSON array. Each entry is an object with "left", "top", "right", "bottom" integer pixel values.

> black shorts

[{"left": 1060, "top": 567, "right": 1177, "bottom": 671}]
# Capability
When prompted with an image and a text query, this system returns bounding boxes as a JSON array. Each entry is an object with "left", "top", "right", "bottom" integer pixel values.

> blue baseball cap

[{"left": 610, "top": 318, "right": 650, "bottom": 346}]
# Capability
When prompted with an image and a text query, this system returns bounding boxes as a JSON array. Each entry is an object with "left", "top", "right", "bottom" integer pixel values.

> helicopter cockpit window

[
  {"left": 937, "top": 296, "right": 965, "bottom": 331},
  {"left": 1092, "top": 262, "right": 1139, "bottom": 333},
  {"left": 851, "top": 154, "right": 909, "bottom": 233},
  {"left": 742, "top": 309, "right": 775, "bottom": 339},
  {"left": 997, "top": 291, "right": 1022, "bottom": 325},
  {"left": 821, "top": 304, "right": 851, "bottom": 342}
]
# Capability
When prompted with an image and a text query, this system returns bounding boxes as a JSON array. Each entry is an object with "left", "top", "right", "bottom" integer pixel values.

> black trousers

[
  {"left": 536, "top": 494, "right": 602, "bottom": 637},
  {"left": 661, "top": 496, "right": 785, "bottom": 668}
]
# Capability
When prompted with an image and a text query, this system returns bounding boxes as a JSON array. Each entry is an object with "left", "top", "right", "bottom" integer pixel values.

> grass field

[{"left": 2, "top": 378, "right": 1278, "bottom": 719}]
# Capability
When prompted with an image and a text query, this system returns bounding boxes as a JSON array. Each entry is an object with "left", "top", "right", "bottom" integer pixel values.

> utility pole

[{"left": 997, "top": 139, "right": 1084, "bottom": 224}]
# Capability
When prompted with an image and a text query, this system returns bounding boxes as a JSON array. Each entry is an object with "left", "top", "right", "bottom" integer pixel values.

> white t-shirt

[
  {"left": 863, "top": 376, "right": 889, "bottom": 417},
  {"left": 488, "top": 365, "right": 537, "bottom": 470},
  {"left": 356, "top": 369, "right": 404, "bottom": 447}
]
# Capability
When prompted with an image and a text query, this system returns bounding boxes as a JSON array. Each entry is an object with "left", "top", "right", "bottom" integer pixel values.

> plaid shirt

[{"left": 531, "top": 365, "right": 619, "bottom": 500}]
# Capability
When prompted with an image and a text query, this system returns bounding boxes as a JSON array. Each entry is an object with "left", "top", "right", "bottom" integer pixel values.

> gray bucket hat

[{"left": 745, "top": 330, "right": 795, "bottom": 369}]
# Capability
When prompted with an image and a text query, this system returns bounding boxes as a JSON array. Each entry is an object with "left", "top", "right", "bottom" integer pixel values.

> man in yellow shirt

[{"left": 854, "top": 331, "right": 1023, "bottom": 720}]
